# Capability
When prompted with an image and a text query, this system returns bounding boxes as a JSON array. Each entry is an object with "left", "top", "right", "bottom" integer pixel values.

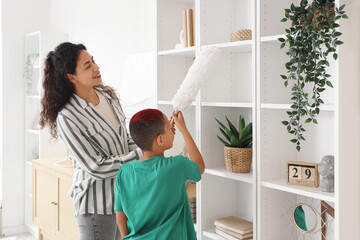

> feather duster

[{"left": 172, "top": 46, "right": 221, "bottom": 112}]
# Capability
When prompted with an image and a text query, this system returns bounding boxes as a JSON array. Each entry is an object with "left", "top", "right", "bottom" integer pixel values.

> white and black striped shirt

[{"left": 57, "top": 88, "right": 142, "bottom": 216}]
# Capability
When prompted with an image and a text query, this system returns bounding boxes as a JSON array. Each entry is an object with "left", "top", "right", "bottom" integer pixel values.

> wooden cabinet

[{"left": 33, "top": 158, "right": 78, "bottom": 240}]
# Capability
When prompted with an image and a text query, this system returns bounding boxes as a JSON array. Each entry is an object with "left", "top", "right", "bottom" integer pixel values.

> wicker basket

[
  {"left": 230, "top": 29, "right": 252, "bottom": 42},
  {"left": 224, "top": 146, "right": 252, "bottom": 173}
]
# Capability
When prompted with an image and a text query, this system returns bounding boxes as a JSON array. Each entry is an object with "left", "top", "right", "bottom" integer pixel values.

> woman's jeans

[{"left": 76, "top": 213, "right": 122, "bottom": 240}]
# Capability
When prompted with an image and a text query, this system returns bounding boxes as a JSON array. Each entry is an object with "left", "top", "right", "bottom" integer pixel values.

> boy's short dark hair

[{"left": 129, "top": 109, "right": 166, "bottom": 151}]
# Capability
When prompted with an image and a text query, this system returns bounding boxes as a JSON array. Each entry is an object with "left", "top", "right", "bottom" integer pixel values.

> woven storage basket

[
  {"left": 230, "top": 29, "right": 252, "bottom": 42},
  {"left": 224, "top": 146, "right": 252, "bottom": 173}
]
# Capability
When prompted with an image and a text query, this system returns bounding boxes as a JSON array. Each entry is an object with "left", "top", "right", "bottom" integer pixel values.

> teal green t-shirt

[{"left": 114, "top": 155, "right": 201, "bottom": 240}]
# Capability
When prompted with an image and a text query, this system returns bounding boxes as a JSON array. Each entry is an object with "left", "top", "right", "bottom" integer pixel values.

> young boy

[{"left": 114, "top": 109, "right": 205, "bottom": 239}]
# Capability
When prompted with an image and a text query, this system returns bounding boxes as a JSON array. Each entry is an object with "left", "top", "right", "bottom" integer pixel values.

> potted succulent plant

[{"left": 215, "top": 115, "right": 252, "bottom": 173}]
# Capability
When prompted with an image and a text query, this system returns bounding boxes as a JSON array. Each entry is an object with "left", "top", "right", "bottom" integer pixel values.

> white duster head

[{"left": 172, "top": 46, "right": 221, "bottom": 111}]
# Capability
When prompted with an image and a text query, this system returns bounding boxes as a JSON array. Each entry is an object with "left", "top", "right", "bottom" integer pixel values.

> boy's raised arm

[
  {"left": 172, "top": 111, "right": 205, "bottom": 174},
  {"left": 116, "top": 211, "right": 129, "bottom": 237}
]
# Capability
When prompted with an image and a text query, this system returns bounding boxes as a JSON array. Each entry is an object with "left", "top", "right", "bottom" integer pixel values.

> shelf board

[
  {"left": 205, "top": 167, "right": 253, "bottom": 184},
  {"left": 261, "top": 178, "right": 335, "bottom": 202},
  {"left": 261, "top": 34, "right": 286, "bottom": 43},
  {"left": 157, "top": 100, "right": 196, "bottom": 106},
  {"left": 261, "top": 103, "right": 335, "bottom": 111},
  {"left": 167, "top": 0, "right": 194, "bottom": 3},
  {"left": 203, "top": 229, "right": 227, "bottom": 240},
  {"left": 201, "top": 102, "right": 252, "bottom": 108},
  {"left": 26, "top": 129, "right": 41, "bottom": 135},
  {"left": 158, "top": 101, "right": 252, "bottom": 108},
  {"left": 26, "top": 31, "right": 40, "bottom": 37},
  {"left": 158, "top": 46, "right": 195, "bottom": 57},
  {"left": 202, "top": 40, "right": 252, "bottom": 53},
  {"left": 26, "top": 95, "right": 41, "bottom": 100},
  {"left": 26, "top": 161, "right": 33, "bottom": 166}
]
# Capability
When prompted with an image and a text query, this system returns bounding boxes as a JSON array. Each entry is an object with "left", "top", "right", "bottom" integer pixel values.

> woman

[{"left": 40, "top": 42, "right": 142, "bottom": 240}]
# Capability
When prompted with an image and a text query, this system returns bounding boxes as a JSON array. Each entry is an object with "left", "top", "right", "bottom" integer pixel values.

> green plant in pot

[
  {"left": 215, "top": 115, "right": 252, "bottom": 173},
  {"left": 278, "top": 0, "right": 347, "bottom": 152}
]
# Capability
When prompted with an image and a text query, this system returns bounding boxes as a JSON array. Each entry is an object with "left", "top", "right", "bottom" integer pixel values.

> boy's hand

[
  {"left": 169, "top": 116, "right": 176, "bottom": 135},
  {"left": 172, "top": 111, "right": 188, "bottom": 133}
]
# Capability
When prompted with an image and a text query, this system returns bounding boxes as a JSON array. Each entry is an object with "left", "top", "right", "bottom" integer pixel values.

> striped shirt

[{"left": 56, "top": 87, "right": 143, "bottom": 216}]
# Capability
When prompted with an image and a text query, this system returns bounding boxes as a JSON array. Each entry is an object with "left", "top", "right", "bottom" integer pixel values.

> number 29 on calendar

[{"left": 286, "top": 162, "right": 319, "bottom": 188}]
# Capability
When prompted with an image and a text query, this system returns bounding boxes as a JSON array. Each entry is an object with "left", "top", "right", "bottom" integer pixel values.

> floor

[{"left": 0, "top": 233, "right": 36, "bottom": 240}]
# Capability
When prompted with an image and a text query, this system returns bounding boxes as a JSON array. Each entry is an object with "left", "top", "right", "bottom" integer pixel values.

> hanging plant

[
  {"left": 278, "top": 0, "right": 347, "bottom": 151},
  {"left": 23, "top": 53, "right": 39, "bottom": 94}
]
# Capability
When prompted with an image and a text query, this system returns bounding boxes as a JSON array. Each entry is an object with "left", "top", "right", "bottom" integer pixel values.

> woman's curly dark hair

[{"left": 40, "top": 42, "right": 119, "bottom": 139}]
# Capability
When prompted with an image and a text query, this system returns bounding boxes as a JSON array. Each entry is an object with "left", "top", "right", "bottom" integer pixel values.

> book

[
  {"left": 186, "top": 9, "right": 194, "bottom": 46},
  {"left": 214, "top": 216, "right": 253, "bottom": 235},
  {"left": 216, "top": 226, "right": 253, "bottom": 239},
  {"left": 182, "top": 10, "right": 188, "bottom": 47},
  {"left": 215, "top": 228, "right": 253, "bottom": 240},
  {"left": 187, "top": 182, "right": 196, "bottom": 197}
]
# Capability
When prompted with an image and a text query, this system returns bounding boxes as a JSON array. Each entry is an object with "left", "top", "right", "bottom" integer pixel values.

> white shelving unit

[
  {"left": 157, "top": 0, "right": 356, "bottom": 239},
  {"left": 24, "top": 31, "right": 68, "bottom": 237},
  {"left": 157, "top": 0, "right": 255, "bottom": 239}
]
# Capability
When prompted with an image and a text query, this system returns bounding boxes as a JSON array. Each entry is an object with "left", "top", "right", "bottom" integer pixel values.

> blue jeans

[{"left": 76, "top": 214, "right": 122, "bottom": 240}]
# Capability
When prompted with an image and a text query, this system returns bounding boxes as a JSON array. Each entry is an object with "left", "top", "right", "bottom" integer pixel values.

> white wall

[
  {"left": 1, "top": 0, "right": 51, "bottom": 235},
  {"left": 50, "top": 0, "right": 157, "bottom": 111}
]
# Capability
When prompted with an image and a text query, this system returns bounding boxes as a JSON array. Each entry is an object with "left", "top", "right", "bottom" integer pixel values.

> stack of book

[
  {"left": 182, "top": 9, "right": 195, "bottom": 47},
  {"left": 214, "top": 216, "right": 253, "bottom": 240},
  {"left": 187, "top": 182, "right": 196, "bottom": 223}
]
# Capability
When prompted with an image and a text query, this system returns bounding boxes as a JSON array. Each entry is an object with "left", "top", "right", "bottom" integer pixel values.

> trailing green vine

[
  {"left": 278, "top": 0, "right": 347, "bottom": 151},
  {"left": 24, "top": 53, "right": 39, "bottom": 94}
]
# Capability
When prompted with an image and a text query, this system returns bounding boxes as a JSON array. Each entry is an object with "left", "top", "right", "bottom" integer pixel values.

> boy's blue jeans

[{"left": 76, "top": 213, "right": 122, "bottom": 240}]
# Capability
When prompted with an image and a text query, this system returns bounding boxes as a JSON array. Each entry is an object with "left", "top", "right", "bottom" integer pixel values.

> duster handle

[{"left": 169, "top": 110, "right": 179, "bottom": 125}]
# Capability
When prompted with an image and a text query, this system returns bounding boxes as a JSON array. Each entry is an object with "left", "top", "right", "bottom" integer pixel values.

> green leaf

[
  {"left": 219, "top": 127, "right": 231, "bottom": 142},
  {"left": 327, "top": 81, "right": 334, "bottom": 88},
  {"left": 281, "top": 75, "right": 287, "bottom": 80},
  {"left": 334, "top": 32, "right": 342, "bottom": 37},
  {"left": 215, "top": 118, "right": 233, "bottom": 137},
  {"left": 281, "top": 18, "right": 288, "bottom": 22},
  {"left": 313, "top": 119, "right": 318, "bottom": 124},
  {"left": 239, "top": 116, "right": 245, "bottom": 133},
  {"left": 290, "top": 3, "right": 295, "bottom": 11},
  {"left": 290, "top": 139, "right": 297, "bottom": 143},
  {"left": 305, "top": 118, "right": 312, "bottom": 123},
  {"left": 333, "top": 53, "right": 338, "bottom": 60},
  {"left": 342, "top": 14, "right": 349, "bottom": 19},
  {"left": 281, "top": 121, "right": 289, "bottom": 126},
  {"left": 296, "top": 146, "right": 301, "bottom": 152},
  {"left": 239, "top": 123, "right": 252, "bottom": 141},
  {"left": 226, "top": 116, "right": 239, "bottom": 138},
  {"left": 339, "top": 4, "right": 345, "bottom": 11},
  {"left": 239, "top": 134, "right": 252, "bottom": 147},
  {"left": 281, "top": 43, "right": 286, "bottom": 49},
  {"left": 217, "top": 135, "right": 230, "bottom": 147},
  {"left": 230, "top": 135, "right": 242, "bottom": 147},
  {"left": 278, "top": 38, "right": 285, "bottom": 42}
]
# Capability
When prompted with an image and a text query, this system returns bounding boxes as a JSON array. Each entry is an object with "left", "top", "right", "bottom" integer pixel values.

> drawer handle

[{"left": 51, "top": 201, "right": 58, "bottom": 206}]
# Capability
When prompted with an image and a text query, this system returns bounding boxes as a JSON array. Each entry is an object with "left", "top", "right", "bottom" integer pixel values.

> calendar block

[{"left": 287, "top": 162, "right": 319, "bottom": 187}]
